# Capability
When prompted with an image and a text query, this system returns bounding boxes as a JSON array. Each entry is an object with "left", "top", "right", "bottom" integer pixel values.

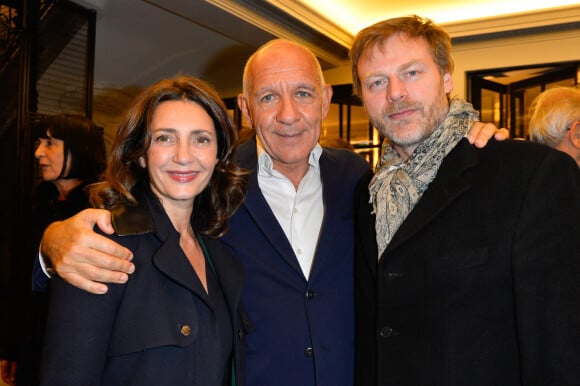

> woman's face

[
  {"left": 34, "top": 131, "right": 69, "bottom": 181},
  {"left": 139, "top": 99, "right": 219, "bottom": 210}
]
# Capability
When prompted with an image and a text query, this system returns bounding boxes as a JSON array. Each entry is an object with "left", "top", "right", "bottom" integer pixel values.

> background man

[{"left": 528, "top": 86, "right": 580, "bottom": 167}]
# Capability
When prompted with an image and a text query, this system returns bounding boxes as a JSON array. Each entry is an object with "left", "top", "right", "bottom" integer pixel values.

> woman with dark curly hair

[{"left": 40, "top": 76, "right": 248, "bottom": 386}]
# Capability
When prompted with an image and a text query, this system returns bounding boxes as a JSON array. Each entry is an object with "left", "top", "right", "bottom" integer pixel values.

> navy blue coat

[
  {"left": 222, "top": 137, "right": 370, "bottom": 386},
  {"left": 355, "top": 139, "right": 580, "bottom": 385},
  {"left": 41, "top": 188, "right": 248, "bottom": 386}
]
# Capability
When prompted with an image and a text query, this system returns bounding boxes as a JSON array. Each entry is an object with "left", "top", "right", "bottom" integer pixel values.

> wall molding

[
  {"left": 206, "top": 0, "right": 349, "bottom": 67},
  {"left": 209, "top": 2, "right": 580, "bottom": 53},
  {"left": 444, "top": 4, "right": 580, "bottom": 38}
]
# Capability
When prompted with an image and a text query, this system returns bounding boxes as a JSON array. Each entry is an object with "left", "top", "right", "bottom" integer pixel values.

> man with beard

[{"left": 351, "top": 15, "right": 580, "bottom": 386}]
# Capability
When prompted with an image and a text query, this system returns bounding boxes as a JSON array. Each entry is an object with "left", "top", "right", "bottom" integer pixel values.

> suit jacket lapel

[
  {"left": 203, "top": 237, "right": 244, "bottom": 314},
  {"left": 385, "top": 140, "right": 479, "bottom": 254},
  {"left": 236, "top": 138, "right": 304, "bottom": 276},
  {"left": 309, "top": 148, "right": 341, "bottom": 278}
]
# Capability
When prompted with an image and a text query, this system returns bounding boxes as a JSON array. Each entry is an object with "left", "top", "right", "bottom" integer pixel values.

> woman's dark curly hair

[{"left": 90, "top": 75, "right": 247, "bottom": 237}]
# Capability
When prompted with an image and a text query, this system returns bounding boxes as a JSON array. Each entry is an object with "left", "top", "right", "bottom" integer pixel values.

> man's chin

[{"left": 381, "top": 127, "right": 427, "bottom": 149}]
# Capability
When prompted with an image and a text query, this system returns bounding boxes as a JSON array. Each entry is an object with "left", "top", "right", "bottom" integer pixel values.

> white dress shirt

[{"left": 256, "top": 139, "right": 323, "bottom": 279}]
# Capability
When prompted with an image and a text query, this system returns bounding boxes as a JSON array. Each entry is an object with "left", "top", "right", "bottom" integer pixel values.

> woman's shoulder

[{"left": 111, "top": 204, "right": 156, "bottom": 236}]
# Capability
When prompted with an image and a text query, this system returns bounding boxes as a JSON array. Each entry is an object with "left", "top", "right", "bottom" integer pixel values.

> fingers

[
  {"left": 58, "top": 269, "right": 128, "bottom": 295},
  {"left": 467, "top": 122, "right": 504, "bottom": 148},
  {"left": 58, "top": 244, "right": 135, "bottom": 277},
  {"left": 59, "top": 228, "right": 134, "bottom": 264},
  {"left": 40, "top": 208, "right": 135, "bottom": 294},
  {"left": 53, "top": 233, "right": 135, "bottom": 288},
  {"left": 53, "top": 241, "right": 135, "bottom": 294},
  {"left": 84, "top": 208, "right": 115, "bottom": 234},
  {"left": 465, "top": 121, "right": 484, "bottom": 144},
  {"left": 494, "top": 128, "right": 510, "bottom": 140}
]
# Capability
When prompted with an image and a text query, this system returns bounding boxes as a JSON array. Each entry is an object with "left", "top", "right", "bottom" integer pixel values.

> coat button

[
  {"left": 304, "top": 347, "right": 314, "bottom": 357},
  {"left": 180, "top": 325, "right": 191, "bottom": 336},
  {"left": 238, "top": 329, "right": 244, "bottom": 339},
  {"left": 305, "top": 289, "right": 315, "bottom": 300},
  {"left": 385, "top": 272, "right": 402, "bottom": 282},
  {"left": 379, "top": 326, "right": 393, "bottom": 338}
]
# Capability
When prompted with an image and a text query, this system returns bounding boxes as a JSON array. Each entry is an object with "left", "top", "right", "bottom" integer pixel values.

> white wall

[{"left": 452, "top": 28, "right": 580, "bottom": 98}]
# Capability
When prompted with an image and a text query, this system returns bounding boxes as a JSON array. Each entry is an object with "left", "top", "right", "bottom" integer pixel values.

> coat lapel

[
  {"left": 151, "top": 234, "right": 205, "bottom": 296},
  {"left": 308, "top": 148, "right": 342, "bottom": 278},
  {"left": 385, "top": 139, "right": 479, "bottom": 254},
  {"left": 203, "top": 237, "right": 245, "bottom": 313},
  {"left": 142, "top": 194, "right": 209, "bottom": 300},
  {"left": 357, "top": 171, "right": 379, "bottom": 278},
  {"left": 236, "top": 138, "right": 304, "bottom": 276}
]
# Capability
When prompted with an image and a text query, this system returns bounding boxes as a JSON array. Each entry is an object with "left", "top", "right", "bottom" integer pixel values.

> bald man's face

[{"left": 238, "top": 42, "right": 332, "bottom": 175}]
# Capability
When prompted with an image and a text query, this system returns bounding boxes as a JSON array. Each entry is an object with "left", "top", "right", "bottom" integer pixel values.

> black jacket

[
  {"left": 355, "top": 139, "right": 580, "bottom": 385},
  {"left": 41, "top": 187, "right": 249, "bottom": 386}
]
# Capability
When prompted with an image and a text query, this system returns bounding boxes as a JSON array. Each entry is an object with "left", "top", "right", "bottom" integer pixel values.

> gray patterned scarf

[{"left": 369, "top": 98, "right": 479, "bottom": 258}]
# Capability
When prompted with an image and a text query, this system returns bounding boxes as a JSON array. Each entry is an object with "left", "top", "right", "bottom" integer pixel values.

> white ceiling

[
  {"left": 299, "top": 0, "right": 580, "bottom": 34},
  {"left": 70, "top": 0, "right": 579, "bottom": 99}
]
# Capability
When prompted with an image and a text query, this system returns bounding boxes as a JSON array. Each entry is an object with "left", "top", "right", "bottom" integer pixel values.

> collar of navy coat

[
  {"left": 235, "top": 137, "right": 306, "bottom": 277},
  {"left": 109, "top": 186, "right": 245, "bottom": 309},
  {"left": 234, "top": 136, "right": 371, "bottom": 280}
]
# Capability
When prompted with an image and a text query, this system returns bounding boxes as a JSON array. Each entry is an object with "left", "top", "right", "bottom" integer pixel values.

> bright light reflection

[{"left": 299, "top": 0, "right": 580, "bottom": 35}]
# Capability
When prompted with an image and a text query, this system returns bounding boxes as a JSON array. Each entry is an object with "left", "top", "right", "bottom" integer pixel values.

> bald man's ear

[
  {"left": 237, "top": 94, "right": 253, "bottom": 127},
  {"left": 321, "top": 84, "right": 333, "bottom": 120}
]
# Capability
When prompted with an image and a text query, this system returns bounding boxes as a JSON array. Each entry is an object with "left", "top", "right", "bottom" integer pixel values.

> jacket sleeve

[
  {"left": 32, "top": 254, "right": 50, "bottom": 292},
  {"left": 512, "top": 151, "right": 580, "bottom": 383},
  {"left": 40, "top": 276, "right": 122, "bottom": 385}
]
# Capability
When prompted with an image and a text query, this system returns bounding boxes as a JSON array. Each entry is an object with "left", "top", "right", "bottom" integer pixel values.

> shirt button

[
  {"left": 293, "top": 208, "right": 298, "bottom": 213},
  {"left": 180, "top": 325, "right": 191, "bottom": 336},
  {"left": 304, "top": 347, "right": 314, "bottom": 357},
  {"left": 297, "top": 248, "right": 303, "bottom": 255},
  {"left": 379, "top": 326, "right": 393, "bottom": 338},
  {"left": 305, "top": 289, "right": 315, "bottom": 300}
]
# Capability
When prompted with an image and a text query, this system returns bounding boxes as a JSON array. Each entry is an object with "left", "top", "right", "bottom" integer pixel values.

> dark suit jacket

[
  {"left": 355, "top": 138, "right": 580, "bottom": 386},
  {"left": 222, "top": 137, "right": 370, "bottom": 386},
  {"left": 40, "top": 188, "right": 248, "bottom": 386}
]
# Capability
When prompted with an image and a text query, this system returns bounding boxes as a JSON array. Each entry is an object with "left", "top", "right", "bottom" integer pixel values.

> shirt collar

[{"left": 256, "top": 136, "right": 323, "bottom": 175}]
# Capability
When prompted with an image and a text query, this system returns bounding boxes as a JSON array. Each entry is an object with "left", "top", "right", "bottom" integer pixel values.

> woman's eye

[
  {"left": 195, "top": 136, "right": 210, "bottom": 144},
  {"left": 154, "top": 134, "right": 172, "bottom": 142}
]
